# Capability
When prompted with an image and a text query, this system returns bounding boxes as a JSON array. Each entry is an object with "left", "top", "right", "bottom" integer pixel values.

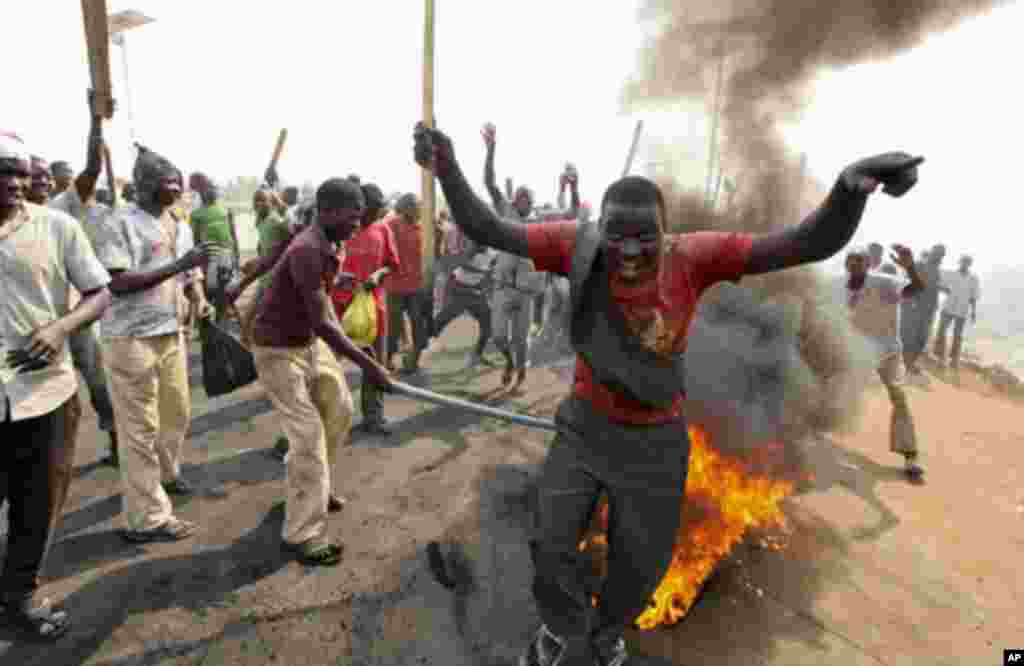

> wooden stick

[
  {"left": 420, "top": 0, "right": 437, "bottom": 289},
  {"left": 621, "top": 119, "right": 644, "bottom": 178},
  {"left": 81, "top": 0, "right": 115, "bottom": 119},
  {"left": 269, "top": 128, "right": 288, "bottom": 174}
]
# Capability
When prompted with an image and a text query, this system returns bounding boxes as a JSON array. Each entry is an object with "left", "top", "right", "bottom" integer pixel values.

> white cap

[
  {"left": 846, "top": 244, "right": 870, "bottom": 258},
  {"left": 0, "top": 132, "right": 30, "bottom": 163}
]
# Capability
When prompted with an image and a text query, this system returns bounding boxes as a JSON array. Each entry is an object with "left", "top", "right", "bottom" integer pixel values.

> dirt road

[{"left": 1, "top": 316, "right": 1021, "bottom": 665}]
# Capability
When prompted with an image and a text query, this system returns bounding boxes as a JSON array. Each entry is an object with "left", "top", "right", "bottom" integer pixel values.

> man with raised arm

[{"left": 413, "top": 121, "right": 924, "bottom": 666}]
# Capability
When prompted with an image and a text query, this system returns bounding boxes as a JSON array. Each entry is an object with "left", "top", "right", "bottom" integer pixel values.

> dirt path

[{"left": 1, "top": 319, "right": 1021, "bottom": 665}]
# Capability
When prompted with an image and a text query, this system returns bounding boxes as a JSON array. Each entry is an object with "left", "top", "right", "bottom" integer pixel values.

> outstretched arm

[
  {"left": 415, "top": 124, "right": 528, "bottom": 257},
  {"left": 745, "top": 153, "right": 924, "bottom": 275}
]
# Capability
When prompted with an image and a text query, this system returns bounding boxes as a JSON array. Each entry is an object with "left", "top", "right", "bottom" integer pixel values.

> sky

[{"left": 6, "top": 1, "right": 1022, "bottom": 273}]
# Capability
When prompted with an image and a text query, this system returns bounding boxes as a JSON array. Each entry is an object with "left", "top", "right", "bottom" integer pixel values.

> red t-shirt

[
  {"left": 527, "top": 221, "right": 754, "bottom": 425},
  {"left": 331, "top": 221, "right": 400, "bottom": 336},
  {"left": 384, "top": 215, "right": 423, "bottom": 294}
]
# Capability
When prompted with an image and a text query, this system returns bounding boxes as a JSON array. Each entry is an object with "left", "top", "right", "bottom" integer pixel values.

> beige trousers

[
  {"left": 104, "top": 332, "right": 191, "bottom": 531},
  {"left": 878, "top": 352, "right": 918, "bottom": 458},
  {"left": 252, "top": 339, "right": 354, "bottom": 545}
]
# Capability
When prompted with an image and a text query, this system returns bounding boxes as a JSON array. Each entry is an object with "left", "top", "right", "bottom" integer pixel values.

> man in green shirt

[
  {"left": 189, "top": 173, "right": 240, "bottom": 320},
  {"left": 242, "top": 188, "right": 293, "bottom": 460}
]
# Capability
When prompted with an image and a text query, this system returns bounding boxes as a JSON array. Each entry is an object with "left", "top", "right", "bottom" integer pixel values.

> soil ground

[{"left": 1, "top": 311, "right": 1021, "bottom": 666}]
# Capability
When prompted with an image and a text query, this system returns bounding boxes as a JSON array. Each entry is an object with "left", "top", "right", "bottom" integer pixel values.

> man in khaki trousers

[
  {"left": 94, "top": 146, "right": 219, "bottom": 543},
  {"left": 227, "top": 178, "right": 392, "bottom": 566},
  {"left": 840, "top": 244, "right": 926, "bottom": 482}
]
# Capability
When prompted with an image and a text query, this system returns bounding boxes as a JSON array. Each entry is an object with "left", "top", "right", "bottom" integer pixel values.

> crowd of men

[{"left": 0, "top": 88, "right": 958, "bottom": 665}]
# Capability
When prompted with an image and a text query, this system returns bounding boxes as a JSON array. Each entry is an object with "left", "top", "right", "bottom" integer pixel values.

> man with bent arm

[{"left": 413, "top": 121, "right": 924, "bottom": 666}]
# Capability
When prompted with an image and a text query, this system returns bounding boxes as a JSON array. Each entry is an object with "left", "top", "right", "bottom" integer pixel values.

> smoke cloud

[{"left": 624, "top": 0, "right": 1006, "bottom": 456}]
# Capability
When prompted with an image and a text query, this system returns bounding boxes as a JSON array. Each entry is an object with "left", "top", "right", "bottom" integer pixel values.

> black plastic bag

[{"left": 199, "top": 318, "right": 258, "bottom": 398}]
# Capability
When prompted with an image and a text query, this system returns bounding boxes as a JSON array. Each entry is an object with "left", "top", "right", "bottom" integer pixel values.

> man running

[{"left": 413, "top": 121, "right": 923, "bottom": 666}]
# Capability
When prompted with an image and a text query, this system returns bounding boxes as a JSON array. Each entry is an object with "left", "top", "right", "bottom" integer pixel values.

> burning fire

[{"left": 579, "top": 426, "right": 795, "bottom": 630}]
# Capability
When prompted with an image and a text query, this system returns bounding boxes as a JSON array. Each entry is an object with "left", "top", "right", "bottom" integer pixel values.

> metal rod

[{"left": 390, "top": 381, "right": 558, "bottom": 432}]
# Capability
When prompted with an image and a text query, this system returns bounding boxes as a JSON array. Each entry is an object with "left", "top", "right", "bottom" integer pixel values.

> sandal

[
  {"left": 283, "top": 539, "right": 343, "bottom": 566},
  {"left": 328, "top": 494, "right": 346, "bottom": 513},
  {"left": 3, "top": 597, "right": 70, "bottom": 641},
  {"left": 121, "top": 518, "right": 198, "bottom": 543}
]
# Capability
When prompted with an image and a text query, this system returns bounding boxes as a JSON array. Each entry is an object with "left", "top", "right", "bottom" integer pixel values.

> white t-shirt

[
  {"left": 95, "top": 206, "right": 198, "bottom": 339},
  {"left": 0, "top": 204, "right": 111, "bottom": 421},
  {"left": 49, "top": 188, "right": 113, "bottom": 253},
  {"left": 838, "top": 272, "right": 908, "bottom": 359},
  {"left": 940, "top": 269, "right": 980, "bottom": 318}
]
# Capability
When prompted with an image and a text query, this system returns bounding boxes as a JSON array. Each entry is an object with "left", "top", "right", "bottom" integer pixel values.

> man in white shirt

[
  {"left": 0, "top": 134, "right": 112, "bottom": 640},
  {"left": 840, "top": 244, "right": 926, "bottom": 481},
  {"left": 94, "top": 145, "right": 219, "bottom": 544},
  {"left": 432, "top": 239, "right": 497, "bottom": 368},
  {"left": 933, "top": 254, "right": 980, "bottom": 370}
]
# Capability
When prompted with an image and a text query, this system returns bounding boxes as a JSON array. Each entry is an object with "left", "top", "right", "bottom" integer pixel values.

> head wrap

[
  {"left": 395, "top": 193, "right": 419, "bottom": 212},
  {"left": 132, "top": 144, "right": 179, "bottom": 203}
]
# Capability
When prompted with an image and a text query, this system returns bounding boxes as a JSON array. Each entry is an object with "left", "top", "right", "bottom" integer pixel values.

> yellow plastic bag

[{"left": 341, "top": 287, "right": 378, "bottom": 347}]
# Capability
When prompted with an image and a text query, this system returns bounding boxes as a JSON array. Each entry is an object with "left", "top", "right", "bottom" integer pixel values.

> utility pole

[{"left": 704, "top": 43, "right": 726, "bottom": 207}]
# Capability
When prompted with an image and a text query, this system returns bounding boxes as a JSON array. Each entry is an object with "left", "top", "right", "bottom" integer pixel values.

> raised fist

[
  {"left": 842, "top": 152, "right": 925, "bottom": 198},
  {"left": 414, "top": 122, "right": 456, "bottom": 177},
  {"left": 481, "top": 123, "right": 496, "bottom": 148}
]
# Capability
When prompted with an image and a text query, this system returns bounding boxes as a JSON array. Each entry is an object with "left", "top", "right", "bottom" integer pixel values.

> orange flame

[{"left": 580, "top": 426, "right": 795, "bottom": 630}]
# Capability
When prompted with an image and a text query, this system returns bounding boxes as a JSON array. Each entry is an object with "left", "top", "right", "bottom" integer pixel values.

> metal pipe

[{"left": 389, "top": 381, "right": 557, "bottom": 432}]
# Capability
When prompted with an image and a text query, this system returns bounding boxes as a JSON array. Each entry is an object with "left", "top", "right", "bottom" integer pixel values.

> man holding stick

[
  {"left": 226, "top": 178, "right": 393, "bottom": 565},
  {"left": 47, "top": 91, "right": 120, "bottom": 466},
  {"left": 413, "top": 121, "right": 924, "bottom": 666}
]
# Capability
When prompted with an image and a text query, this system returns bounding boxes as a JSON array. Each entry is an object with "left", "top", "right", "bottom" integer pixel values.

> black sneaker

[
  {"left": 593, "top": 635, "right": 629, "bottom": 666},
  {"left": 357, "top": 420, "right": 392, "bottom": 435},
  {"left": 519, "top": 625, "right": 566, "bottom": 666},
  {"left": 162, "top": 478, "right": 194, "bottom": 496}
]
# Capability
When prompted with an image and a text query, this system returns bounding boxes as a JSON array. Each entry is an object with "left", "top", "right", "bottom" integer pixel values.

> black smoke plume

[{"left": 623, "top": 0, "right": 1006, "bottom": 456}]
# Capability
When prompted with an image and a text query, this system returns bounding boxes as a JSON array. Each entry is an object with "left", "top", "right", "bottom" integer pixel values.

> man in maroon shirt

[
  {"left": 230, "top": 178, "right": 392, "bottom": 566},
  {"left": 413, "top": 122, "right": 924, "bottom": 666}
]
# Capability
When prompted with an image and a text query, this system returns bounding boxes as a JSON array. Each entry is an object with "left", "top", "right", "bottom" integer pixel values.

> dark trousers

[
  {"left": 933, "top": 311, "right": 967, "bottom": 367},
  {"left": 68, "top": 323, "right": 115, "bottom": 433},
  {"left": 0, "top": 396, "right": 78, "bottom": 604},
  {"left": 359, "top": 345, "right": 384, "bottom": 424},
  {"left": 387, "top": 290, "right": 433, "bottom": 365},
  {"left": 532, "top": 399, "right": 689, "bottom": 647},
  {"left": 433, "top": 284, "right": 492, "bottom": 357}
]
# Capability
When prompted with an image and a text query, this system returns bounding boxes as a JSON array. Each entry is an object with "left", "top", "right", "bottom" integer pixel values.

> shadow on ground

[{"left": 0, "top": 504, "right": 289, "bottom": 666}]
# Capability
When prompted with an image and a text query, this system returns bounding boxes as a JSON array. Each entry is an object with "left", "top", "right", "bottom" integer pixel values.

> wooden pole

[
  {"left": 621, "top": 119, "right": 644, "bottom": 178},
  {"left": 704, "top": 44, "right": 725, "bottom": 206},
  {"left": 420, "top": 0, "right": 436, "bottom": 288},
  {"left": 81, "top": 0, "right": 115, "bottom": 119},
  {"left": 269, "top": 128, "right": 288, "bottom": 177}
]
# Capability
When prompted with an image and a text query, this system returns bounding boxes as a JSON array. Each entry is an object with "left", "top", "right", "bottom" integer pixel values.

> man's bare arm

[
  {"left": 745, "top": 153, "right": 924, "bottom": 275},
  {"left": 58, "top": 287, "right": 111, "bottom": 333},
  {"left": 74, "top": 96, "right": 105, "bottom": 204},
  {"left": 415, "top": 125, "right": 528, "bottom": 257}
]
